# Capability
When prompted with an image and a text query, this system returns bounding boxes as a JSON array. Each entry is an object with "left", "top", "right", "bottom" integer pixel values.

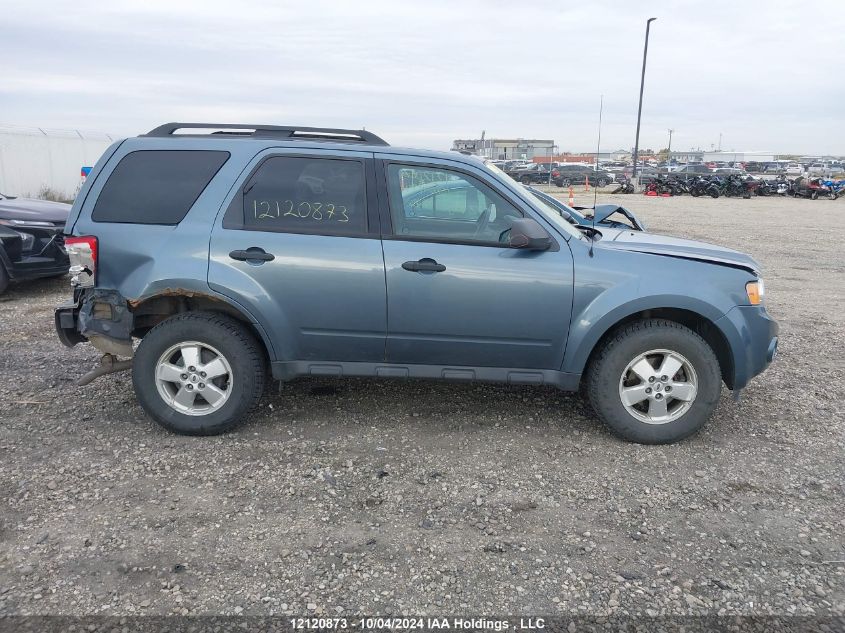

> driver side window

[{"left": 386, "top": 164, "right": 522, "bottom": 245}]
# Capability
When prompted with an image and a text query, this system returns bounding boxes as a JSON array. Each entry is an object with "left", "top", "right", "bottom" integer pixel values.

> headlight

[{"left": 746, "top": 279, "right": 765, "bottom": 305}]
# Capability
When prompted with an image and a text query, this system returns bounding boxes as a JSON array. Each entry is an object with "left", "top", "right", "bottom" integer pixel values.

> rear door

[{"left": 208, "top": 148, "right": 387, "bottom": 364}]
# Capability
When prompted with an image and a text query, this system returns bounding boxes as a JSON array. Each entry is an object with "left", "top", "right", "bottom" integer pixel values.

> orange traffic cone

[
  {"left": 568, "top": 186, "right": 575, "bottom": 206},
  {"left": 584, "top": 175, "right": 590, "bottom": 192}
]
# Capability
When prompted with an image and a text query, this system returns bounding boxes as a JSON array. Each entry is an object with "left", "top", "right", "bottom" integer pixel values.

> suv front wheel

[
  {"left": 133, "top": 312, "right": 266, "bottom": 435},
  {"left": 586, "top": 319, "right": 721, "bottom": 444}
]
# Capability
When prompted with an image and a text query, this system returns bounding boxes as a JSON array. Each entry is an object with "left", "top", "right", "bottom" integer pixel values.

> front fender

[{"left": 562, "top": 246, "right": 751, "bottom": 376}]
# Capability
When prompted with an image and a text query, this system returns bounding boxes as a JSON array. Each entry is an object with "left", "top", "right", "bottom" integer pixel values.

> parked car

[
  {"left": 620, "top": 166, "right": 658, "bottom": 183},
  {"left": 0, "top": 192, "right": 70, "bottom": 295},
  {"left": 673, "top": 164, "right": 712, "bottom": 176},
  {"left": 553, "top": 164, "right": 613, "bottom": 188},
  {"left": 525, "top": 186, "right": 646, "bottom": 231},
  {"left": 712, "top": 167, "right": 748, "bottom": 176},
  {"left": 785, "top": 163, "right": 804, "bottom": 176},
  {"left": 505, "top": 162, "right": 554, "bottom": 184},
  {"left": 55, "top": 122, "right": 778, "bottom": 444}
]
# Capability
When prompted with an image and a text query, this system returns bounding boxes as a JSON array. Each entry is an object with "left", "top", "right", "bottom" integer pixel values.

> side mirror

[{"left": 508, "top": 218, "right": 552, "bottom": 251}]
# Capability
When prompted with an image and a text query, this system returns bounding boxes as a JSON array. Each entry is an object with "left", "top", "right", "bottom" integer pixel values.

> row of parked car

[
  {"left": 497, "top": 157, "right": 845, "bottom": 191},
  {"left": 500, "top": 162, "right": 617, "bottom": 188}
]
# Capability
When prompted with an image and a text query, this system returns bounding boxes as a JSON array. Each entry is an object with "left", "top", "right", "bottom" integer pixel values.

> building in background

[
  {"left": 668, "top": 150, "right": 776, "bottom": 164},
  {"left": 0, "top": 125, "right": 115, "bottom": 200},
  {"left": 452, "top": 138, "right": 555, "bottom": 160}
]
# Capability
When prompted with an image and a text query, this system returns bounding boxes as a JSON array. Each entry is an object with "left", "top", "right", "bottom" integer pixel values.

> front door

[
  {"left": 208, "top": 149, "right": 386, "bottom": 363},
  {"left": 380, "top": 160, "right": 573, "bottom": 370}
]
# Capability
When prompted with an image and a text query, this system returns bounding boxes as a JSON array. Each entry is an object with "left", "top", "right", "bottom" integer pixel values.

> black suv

[
  {"left": 553, "top": 165, "right": 612, "bottom": 188},
  {"left": 505, "top": 163, "right": 554, "bottom": 185},
  {"left": 0, "top": 193, "right": 70, "bottom": 294}
]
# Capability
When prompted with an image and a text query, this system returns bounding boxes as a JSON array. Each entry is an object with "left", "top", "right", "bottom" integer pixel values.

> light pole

[
  {"left": 631, "top": 17, "right": 657, "bottom": 185},
  {"left": 667, "top": 128, "right": 674, "bottom": 163}
]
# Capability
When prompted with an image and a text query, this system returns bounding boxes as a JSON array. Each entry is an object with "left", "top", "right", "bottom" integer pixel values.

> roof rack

[{"left": 144, "top": 122, "right": 388, "bottom": 146}]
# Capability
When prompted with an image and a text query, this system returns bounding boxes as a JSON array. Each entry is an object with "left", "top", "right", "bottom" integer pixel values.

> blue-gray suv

[{"left": 55, "top": 123, "right": 778, "bottom": 444}]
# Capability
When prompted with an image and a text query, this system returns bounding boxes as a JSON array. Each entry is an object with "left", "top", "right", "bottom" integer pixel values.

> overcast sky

[{"left": 3, "top": 0, "right": 844, "bottom": 155}]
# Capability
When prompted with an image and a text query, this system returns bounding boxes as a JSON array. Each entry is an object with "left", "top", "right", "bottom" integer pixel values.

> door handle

[
  {"left": 402, "top": 258, "right": 446, "bottom": 273},
  {"left": 229, "top": 248, "right": 275, "bottom": 262}
]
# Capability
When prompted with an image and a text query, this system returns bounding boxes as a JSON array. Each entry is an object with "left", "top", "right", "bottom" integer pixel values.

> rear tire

[
  {"left": 596, "top": 178, "right": 608, "bottom": 188},
  {"left": 0, "top": 263, "right": 8, "bottom": 295},
  {"left": 132, "top": 312, "right": 266, "bottom": 435},
  {"left": 585, "top": 319, "right": 722, "bottom": 444}
]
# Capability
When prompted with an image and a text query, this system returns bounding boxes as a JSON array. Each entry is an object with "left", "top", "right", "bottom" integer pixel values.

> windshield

[{"left": 481, "top": 160, "right": 584, "bottom": 240}]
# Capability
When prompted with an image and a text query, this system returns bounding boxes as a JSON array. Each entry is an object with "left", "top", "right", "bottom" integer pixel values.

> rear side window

[
  {"left": 224, "top": 156, "right": 367, "bottom": 236},
  {"left": 92, "top": 150, "right": 229, "bottom": 224}
]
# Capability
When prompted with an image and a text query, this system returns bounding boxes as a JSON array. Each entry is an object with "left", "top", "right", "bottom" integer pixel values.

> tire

[
  {"left": 132, "top": 311, "right": 266, "bottom": 435},
  {"left": 596, "top": 178, "right": 608, "bottom": 188},
  {"left": 709, "top": 188, "right": 720, "bottom": 199},
  {"left": 520, "top": 176, "right": 532, "bottom": 185},
  {"left": 0, "top": 263, "right": 8, "bottom": 295},
  {"left": 810, "top": 191, "right": 818, "bottom": 200},
  {"left": 585, "top": 319, "right": 722, "bottom": 444}
]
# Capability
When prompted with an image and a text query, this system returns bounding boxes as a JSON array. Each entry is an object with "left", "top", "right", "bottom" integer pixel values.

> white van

[{"left": 785, "top": 163, "right": 803, "bottom": 176}]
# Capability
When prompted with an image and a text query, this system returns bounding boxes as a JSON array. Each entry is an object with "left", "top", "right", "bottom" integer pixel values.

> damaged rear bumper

[{"left": 55, "top": 288, "right": 134, "bottom": 356}]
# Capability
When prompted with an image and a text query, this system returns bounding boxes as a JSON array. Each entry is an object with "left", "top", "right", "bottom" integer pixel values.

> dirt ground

[{"left": 0, "top": 192, "right": 843, "bottom": 620}]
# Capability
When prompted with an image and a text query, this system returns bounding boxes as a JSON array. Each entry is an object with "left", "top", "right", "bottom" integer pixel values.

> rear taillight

[{"left": 65, "top": 235, "right": 98, "bottom": 288}]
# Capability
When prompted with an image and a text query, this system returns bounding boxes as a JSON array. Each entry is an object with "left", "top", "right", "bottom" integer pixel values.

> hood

[
  {"left": 0, "top": 197, "right": 71, "bottom": 224},
  {"left": 597, "top": 228, "right": 761, "bottom": 274},
  {"left": 592, "top": 204, "right": 646, "bottom": 231}
]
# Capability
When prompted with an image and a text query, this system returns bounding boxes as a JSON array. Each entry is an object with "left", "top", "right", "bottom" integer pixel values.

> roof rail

[{"left": 143, "top": 122, "right": 389, "bottom": 146}]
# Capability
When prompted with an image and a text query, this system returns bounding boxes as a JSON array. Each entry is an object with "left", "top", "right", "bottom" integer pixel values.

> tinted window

[
  {"left": 387, "top": 164, "right": 522, "bottom": 245},
  {"left": 226, "top": 156, "right": 366, "bottom": 236},
  {"left": 93, "top": 150, "right": 229, "bottom": 224}
]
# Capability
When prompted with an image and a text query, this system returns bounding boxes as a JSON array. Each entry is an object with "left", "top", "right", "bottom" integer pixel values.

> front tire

[
  {"left": 132, "top": 312, "right": 266, "bottom": 435},
  {"left": 0, "top": 263, "right": 8, "bottom": 295},
  {"left": 585, "top": 319, "right": 722, "bottom": 444}
]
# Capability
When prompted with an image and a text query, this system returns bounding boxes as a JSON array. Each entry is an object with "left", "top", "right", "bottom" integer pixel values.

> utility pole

[
  {"left": 667, "top": 128, "right": 674, "bottom": 155},
  {"left": 631, "top": 17, "right": 657, "bottom": 186}
]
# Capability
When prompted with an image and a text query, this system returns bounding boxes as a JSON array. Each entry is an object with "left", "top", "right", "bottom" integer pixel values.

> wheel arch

[
  {"left": 129, "top": 290, "right": 277, "bottom": 363},
  {"left": 566, "top": 304, "right": 735, "bottom": 389}
]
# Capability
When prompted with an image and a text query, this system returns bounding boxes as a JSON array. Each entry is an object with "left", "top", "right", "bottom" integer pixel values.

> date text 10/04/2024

[{"left": 290, "top": 617, "right": 547, "bottom": 630}]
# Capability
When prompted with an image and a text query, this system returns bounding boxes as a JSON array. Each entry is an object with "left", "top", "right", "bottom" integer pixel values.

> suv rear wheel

[
  {"left": 586, "top": 319, "right": 721, "bottom": 444},
  {"left": 133, "top": 312, "right": 265, "bottom": 435}
]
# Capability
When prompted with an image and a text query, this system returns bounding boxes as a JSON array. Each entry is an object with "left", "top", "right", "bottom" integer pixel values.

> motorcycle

[
  {"left": 643, "top": 176, "right": 674, "bottom": 196},
  {"left": 611, "top": 177, "right": 635, "bottom": 194},
  {"left": 820, "top": 179, "right": 844, "bottom": 200},
  {"left": 688, "top": 175, "right": 720, "bottom": 198},
  {"left": 759, "top": 175, "right": 792, "bottom": 196},
  {"left": 792, "top": 177, "right": 836, "bottom": 200},
  {"left": 711, "top": 175, "right": 751, "bottom": 198}
]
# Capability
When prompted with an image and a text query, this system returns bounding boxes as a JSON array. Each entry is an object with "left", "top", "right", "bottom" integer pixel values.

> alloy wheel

[
  {"left": 155, "top": 341, "right": 234, "bottom": 416},
  {"left": 618, "top": 349, "right": 698, "bottom": 424}
]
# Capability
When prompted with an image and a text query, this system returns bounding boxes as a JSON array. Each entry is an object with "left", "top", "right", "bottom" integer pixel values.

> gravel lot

[{"left": 0, "top": 193, "right": 843, "bottom": 620}]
